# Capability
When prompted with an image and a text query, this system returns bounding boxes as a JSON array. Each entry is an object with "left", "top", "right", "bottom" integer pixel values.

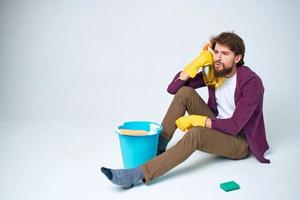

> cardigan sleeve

[{"left": 167, "top": 71, "right": 206, "bottom": 94}]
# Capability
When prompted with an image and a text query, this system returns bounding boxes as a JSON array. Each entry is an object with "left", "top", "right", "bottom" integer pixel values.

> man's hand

[
  {"left": 183, "top": 50, "right": 213, "bottom": 78},
  {"left": 189, "top": 115, "right": 208, "bottom": 127},
  {"left": 175, "top": 115, "right": 193, "bottom": 131},
  {"left": 175, "top": 115, "right": 208, "bottom": 132}
]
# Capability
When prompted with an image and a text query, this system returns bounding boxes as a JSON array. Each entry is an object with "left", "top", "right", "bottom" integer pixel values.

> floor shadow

[
  {"left": 148, "top": 155, "right": 230, "bottom": 185},
  {"left": 109, "top": 181, "right": 144, "bottom": 192}
]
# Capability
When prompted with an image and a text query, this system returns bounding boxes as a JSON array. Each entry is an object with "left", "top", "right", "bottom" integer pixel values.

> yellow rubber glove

[
  {"left": 183, "top": 49, "right": 213, "bottom": 78},
  {"left": 189, "top": 114, "right": 208, "bottom": 127},
  {"left": 175, "top": 115, "right": 193, "bottom": 132},
  {"left": 175, "top": 115, "right": 208, "bottom": 132}
]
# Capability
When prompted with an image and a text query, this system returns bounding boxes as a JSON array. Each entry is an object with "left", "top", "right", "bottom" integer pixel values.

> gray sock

[{"left": 101, "top": 166, "right": 144, "bottom": 189}]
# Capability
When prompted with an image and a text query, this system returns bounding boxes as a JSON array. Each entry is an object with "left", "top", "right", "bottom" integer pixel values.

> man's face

[{"left": 213, "top": 43, "right": 240, "bottom": 77}]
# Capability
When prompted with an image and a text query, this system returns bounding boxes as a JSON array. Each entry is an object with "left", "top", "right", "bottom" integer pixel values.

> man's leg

[
  {"left": 157, "top": 86, "right": 215, "bottom": 155},
  {"left": 101, "top": 166, "right": 144, "bottom": 189},
  {"left": 142, "top": 127, "right": 249, "bottom": 183},
  {"left": 101, "top": 86, "right": 217, "bottom": 187},
  {"left": 101, "top": 87, "right": 248, "bottom": 187}
]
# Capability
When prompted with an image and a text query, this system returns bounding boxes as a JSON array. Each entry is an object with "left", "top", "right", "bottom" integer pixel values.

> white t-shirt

[{"left": 215, "top": 73, "right": 237, "bottom": 119}]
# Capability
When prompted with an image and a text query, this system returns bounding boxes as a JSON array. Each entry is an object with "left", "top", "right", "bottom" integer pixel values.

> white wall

[{"left": 1, "top": 0, "right": 299, "bottom": 135}]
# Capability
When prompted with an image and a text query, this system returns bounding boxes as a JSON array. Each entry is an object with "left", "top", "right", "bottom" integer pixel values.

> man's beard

[{"left": 213, "top": 62, "right": 233, "bottom": 77}]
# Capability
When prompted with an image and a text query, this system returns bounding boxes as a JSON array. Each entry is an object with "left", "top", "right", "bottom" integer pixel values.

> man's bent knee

[
  {"left": 182, "top": 127, "right": 210, "bottom": 148},
  {"left": 175, "top": 86, "right": 197, "bottom": 97}
]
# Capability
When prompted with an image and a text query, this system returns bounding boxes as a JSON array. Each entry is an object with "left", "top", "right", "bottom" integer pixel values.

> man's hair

[{"left": 210, "top": 31, "right": 245, "bottom": 66}]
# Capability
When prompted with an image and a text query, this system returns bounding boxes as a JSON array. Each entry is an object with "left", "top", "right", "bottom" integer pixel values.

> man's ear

[{"left": 235, "top": 54, "right": 242, "bottom": 64}]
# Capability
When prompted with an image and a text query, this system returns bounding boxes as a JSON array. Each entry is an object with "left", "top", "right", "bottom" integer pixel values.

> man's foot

[{"left": 101, "top": 166, "right": 144, "bottom": 189}]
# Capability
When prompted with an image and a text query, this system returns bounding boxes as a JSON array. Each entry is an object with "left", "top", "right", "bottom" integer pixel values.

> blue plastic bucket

[{"left": 115, "top": 121, "right": 162, "bottom": 169}]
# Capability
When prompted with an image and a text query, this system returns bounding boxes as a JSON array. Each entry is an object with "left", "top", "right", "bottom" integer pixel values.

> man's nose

[{"left": 214, "top": 53, "right": 221, "bottom": 61}]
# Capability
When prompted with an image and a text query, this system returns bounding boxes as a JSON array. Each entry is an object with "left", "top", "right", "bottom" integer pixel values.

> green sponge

[{"left": 220, "top": 181, "right": 240, "bottom": 192}]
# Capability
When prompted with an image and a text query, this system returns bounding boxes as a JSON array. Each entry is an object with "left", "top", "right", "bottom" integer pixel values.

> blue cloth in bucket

[{"left": 115, "top": 121, "right": 162, "bottom": 169}]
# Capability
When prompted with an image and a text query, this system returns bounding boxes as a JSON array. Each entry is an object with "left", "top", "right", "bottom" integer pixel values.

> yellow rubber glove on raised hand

[
  {"left": 175, "top": 115, "right": 208, "bottom": 132},
  {"left": 183, "top": 46, "right": 213, "bottom": 78}
]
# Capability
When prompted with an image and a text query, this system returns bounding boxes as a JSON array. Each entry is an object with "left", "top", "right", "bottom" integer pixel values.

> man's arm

[
  {"left": 167, "top": 71, "right": 206, "bottom": 94},
  {"left": 178, "top": 71, "right": 190, "bottom": 80},
  {"left": 210, "top": 76, "right": 264, "bottom": 135}
]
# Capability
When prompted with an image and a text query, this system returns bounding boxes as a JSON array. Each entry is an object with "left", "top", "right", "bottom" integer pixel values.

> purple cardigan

[{"left": 167, "top": 66, "right": 270, "bottom": 163}]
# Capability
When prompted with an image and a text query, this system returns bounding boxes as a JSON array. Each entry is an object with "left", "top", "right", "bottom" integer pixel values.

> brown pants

[{"left": 141, "top": 86, "right": 249, "bottom": 183}]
